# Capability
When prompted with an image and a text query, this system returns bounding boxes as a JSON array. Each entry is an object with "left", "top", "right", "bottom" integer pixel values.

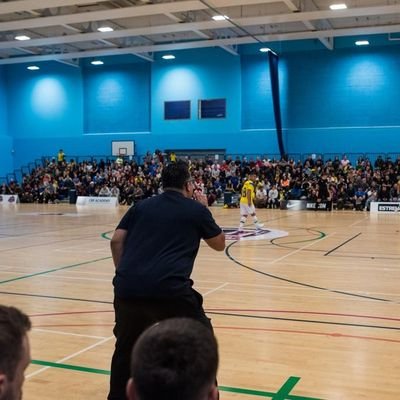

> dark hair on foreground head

[
  {"left": 161, "top": 160, "right": 191, "bottom": 190},
  {"left": 130, "top": 318, "right": 219, "bottom": 400},
  {"left": 0, "top": 305, "right": 31, "bottom": 379}
]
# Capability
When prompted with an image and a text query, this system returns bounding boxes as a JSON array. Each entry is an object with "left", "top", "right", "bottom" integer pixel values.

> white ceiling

[{"left": 0, "top": 0, "right": 399, "bottom": 66}]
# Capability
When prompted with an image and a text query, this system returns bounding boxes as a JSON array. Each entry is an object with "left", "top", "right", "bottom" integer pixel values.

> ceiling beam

[
  {"left": 3, "top": 0, "right": 399, "bottom": 34},
  {"left": 0, "top": 3, "right": 399, "bottom": 37},
  {"left": 0, "top": 0, "right": 110, "bottom": 15},
  {"left": 1, "top": 3, "right": 398, "bottom": 51},
  {"left": 1, "top": 22, "right": 400, "bottom": 65},
  {"left": 0, "top": 1, "right": 208, "bottom": 32}
]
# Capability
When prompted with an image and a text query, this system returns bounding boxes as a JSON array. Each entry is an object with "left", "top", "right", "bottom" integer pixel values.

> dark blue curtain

[{"left": 268, "top": 52, "right": 285, "bottom": 158}]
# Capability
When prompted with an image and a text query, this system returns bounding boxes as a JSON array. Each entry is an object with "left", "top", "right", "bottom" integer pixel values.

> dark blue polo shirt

[{"left": 113, "top": 190, "right": 222, "bottom": 299}]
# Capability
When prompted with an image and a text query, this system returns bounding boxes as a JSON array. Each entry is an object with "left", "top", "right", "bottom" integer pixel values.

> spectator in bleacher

[
  {"left": 99, "top": 184, "right": 112, "bottom": 197},
  {"left": 0, "top": 182, "right": 9, "bottom": 194},
  {"left": 255, "top": 183, "right": 267, "bottom": 208},
  {"left": 365, "top": 187, "right": 378, "bottom": 211},
  {"left": 354, "top": 187, "right": 366, "bottom": 211},
  {"left": 57, "top": 149, "right": 65, "bottom": 165},
  {"left": 390, "top": 183, "right": 399, "bottom": 201},
  {"left": 378, "top": 185, "right": 390, "bottom": 202},
  {"left": 287, "top": 181, "right": 303, "bottom": 200},
  {"left": 341, "top": 154, "right": 350, "bottom": 168},
  {"left": 267, "top": 185, "right": 279, "bottom": 209}
]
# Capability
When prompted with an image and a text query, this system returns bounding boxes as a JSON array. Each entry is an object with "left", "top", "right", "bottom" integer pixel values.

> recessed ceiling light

[
  {"left": 259, "top": 47, "right": 271, "bottom": 53},
  {"left": 162, "top": 54, "right": 175, "bottom": 60},
  {"left": 27, "top": 65, "right": 39, "bottom": 70},
  {"left": 98, "top": 26, "right": 114, "bottom": 32},
  {"left": 91, "top": 60, "right": 104, "bottom": 65},
  {"left": 212, "top": 15, "right": 229, "bottom": 21},
  {"left": 15, "top": 35, "right": 31, "bottom": 41},
  {"left": 330, "top": 3, "right": 347, "bottom": 10},
  {"left": 355, "top": 40, "right": 369, "bottom": 46}
]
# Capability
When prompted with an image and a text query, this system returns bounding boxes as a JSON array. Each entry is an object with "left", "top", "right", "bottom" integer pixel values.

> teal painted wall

[
  {"left": 0, "top": 67, "right": 12, "bottom": 177},
  {"left": 1, "top": 37, "right": 399, "bottom": 178}
]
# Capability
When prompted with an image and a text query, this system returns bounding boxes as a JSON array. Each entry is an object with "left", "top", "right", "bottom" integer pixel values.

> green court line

[
  {"left": 272, "top": 376, "right": 300, "bottom": 399},
  {"left": 219, "top": 385, "right": 277, "bottom": 397},
  {"left": 101, "top": 231, "right": 113, "bottom": 240},
  {"left": 30, "top": 360, "right": 324, "bottom": 399},
  {"left": 0, "top": 256, "right": 111, "bottom": 285},
  {"left": 31, "top": 359, "right": 110, "bottom": 375}
]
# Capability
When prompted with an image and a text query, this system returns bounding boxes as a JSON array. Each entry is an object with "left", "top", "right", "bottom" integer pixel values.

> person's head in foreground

[
  {"left": 127, "top": 318, "right": 219, "bottom": 400},
  {"left": 0, "top": 305, "right": 31, "bottom": 400}
]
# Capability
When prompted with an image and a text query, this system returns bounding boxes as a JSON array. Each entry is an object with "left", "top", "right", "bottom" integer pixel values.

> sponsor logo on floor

[{"left": 223, "top": 227, "right": 288, "bottom": 241}]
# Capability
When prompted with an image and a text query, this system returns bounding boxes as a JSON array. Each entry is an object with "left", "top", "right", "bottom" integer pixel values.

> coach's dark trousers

[{"left": 107, "top": 290, "right": 212, "bottom": 400}]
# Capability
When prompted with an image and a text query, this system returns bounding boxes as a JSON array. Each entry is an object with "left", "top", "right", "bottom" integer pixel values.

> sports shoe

[{"left": 255, "top": 223, "right": 264, "bottom": 230}]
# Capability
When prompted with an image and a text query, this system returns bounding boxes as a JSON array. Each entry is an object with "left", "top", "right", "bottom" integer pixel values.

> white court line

[
  {"left": 40, "top": 274, "right": 110, "bottom": 282},
  {"left": 349, "top": 217, "right": 369, "bottom": 227},
  {"left": 202, "top": 282, "right": 229, "bottom": 296},
  {"left": 54, "top": 247, "right": 108, "bottom": 254},
  {"left": 33, "top": 328, "right": 107, "bottom": 340},
  {"left": 267, "top": 233, "right": 332, "bottom": 265},
  {"left": 26, "top": 335, "right": 114, "bottom": 379}
]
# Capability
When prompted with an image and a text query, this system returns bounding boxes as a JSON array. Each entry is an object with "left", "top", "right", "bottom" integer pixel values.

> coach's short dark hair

[
  {"left": 0, "top": 305, "right": 31, "bottom": 379},
  {"left": 130, "top": 318, "right": 218, "bottom": 400},
  {"left": 161, "top": 160, "right": 191, "bottom": 190}
]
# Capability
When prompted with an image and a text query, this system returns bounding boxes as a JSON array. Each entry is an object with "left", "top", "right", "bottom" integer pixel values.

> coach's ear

[
  {"left": 126, "top": 377, "right": 138, "bottom": 400},
  {"left": 0, "top": 373, "right": 8, "bottom": 398},
  {"left": 208, "top": 382, "right": 219, "bottom": 400}
]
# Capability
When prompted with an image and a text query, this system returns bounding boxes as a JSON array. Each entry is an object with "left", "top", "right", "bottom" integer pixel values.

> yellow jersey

[{"left": 240, "top": 179, "right": 256, "bottom": 205}]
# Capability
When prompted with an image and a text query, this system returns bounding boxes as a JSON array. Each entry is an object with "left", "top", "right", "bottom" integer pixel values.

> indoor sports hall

[{"left": 1, "top": 1, "right": 400, "bottom": 399}]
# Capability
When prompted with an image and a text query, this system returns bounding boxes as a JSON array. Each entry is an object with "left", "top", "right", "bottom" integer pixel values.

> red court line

[
  {"left": 213, "top": 325, "right": 400, "bottom": 344},
  {"left": 206, "top": 308, "right": 400, "bottom": 322}
]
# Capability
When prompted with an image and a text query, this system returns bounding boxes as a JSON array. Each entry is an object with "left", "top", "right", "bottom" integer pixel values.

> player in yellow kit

[{"left": 239, "top": 171, "right": 264, "bottom": 232}]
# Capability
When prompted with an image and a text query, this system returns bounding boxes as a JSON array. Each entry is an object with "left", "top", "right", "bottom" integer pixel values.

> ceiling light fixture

[
  {"left": 162, "top": 54, "right": 175, "bottom": 60},
  {"left": 27, "top": 65, "right": 39, "bottom": 70},
  {"left": 330, "top": 3, "right": 347, "bottom": 10},
  {"left": 15, "top": 35, "right": 31, "bottom": 41},
  {"left": 91, "top": 60, "right": 104, "bottom": 65},
  {"left": 259, "top": 47, "right": 271, "bottom": 53},
  {"left": 98, "top": 26, "right": 114, "bottom": 32},
  {"left": 212, "top": 15, "right": 229, "bottom": 21},
  {"left": 355, "top": 40, "right": 369, "bottom": 46}
]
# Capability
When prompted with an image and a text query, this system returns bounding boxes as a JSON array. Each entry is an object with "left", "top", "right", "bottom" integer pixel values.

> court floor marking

[
  {"left": 26, "top": 335, "right": 114, "bottom": 379},
  {"left": 0, "top": 256, "right": 112, "bottom": 285},
  {"left": 33, "top": 328, "right": 107, "bottom": 340},
  {"left": 225, "top": 242, "right": 394, "bottom": 303},
  {"left": 267, "top": 233, "right": 331, "bottom": 265},
  {"left": 203, "top": 282, "right": 230, "bottom": 296},
  {"left": 28, "top": 360, "right": 325, "bottom": 400},
  {"left": 349, "top": 216, "right": 370, "bottom": 227},
  {"left": 29, "top": 308, "right": 400, "bottom": 323}
]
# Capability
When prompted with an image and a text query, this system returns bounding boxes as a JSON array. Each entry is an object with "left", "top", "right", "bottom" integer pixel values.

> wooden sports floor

[{"left": 0, "top": 203, "right": 399, "bottom": 400}]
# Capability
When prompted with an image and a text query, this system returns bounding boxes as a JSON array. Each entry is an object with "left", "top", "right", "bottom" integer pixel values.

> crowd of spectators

[{"left": 1, "top": 152, "right": 399, "bottom": 211}]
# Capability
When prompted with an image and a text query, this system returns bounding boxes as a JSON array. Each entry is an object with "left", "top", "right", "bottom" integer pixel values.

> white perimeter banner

[
  {"left": 0, "top": 194, "right": 20, "bottom": 204},
  {"left": 370, "top": 202, "right": 400, "bottom": 213},
  {"left": 76, "top": 196, "right": 119, "bottom": 207}
]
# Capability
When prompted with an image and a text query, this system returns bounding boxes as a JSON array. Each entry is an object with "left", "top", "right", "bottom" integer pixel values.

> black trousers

[{"left": 107, "top": 290, "right": 212, "bottom": 400}]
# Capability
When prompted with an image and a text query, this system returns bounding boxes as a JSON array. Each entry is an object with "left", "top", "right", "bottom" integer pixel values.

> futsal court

[{"left": 0, "top": 203, "right": 399, "bottom": 399}]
